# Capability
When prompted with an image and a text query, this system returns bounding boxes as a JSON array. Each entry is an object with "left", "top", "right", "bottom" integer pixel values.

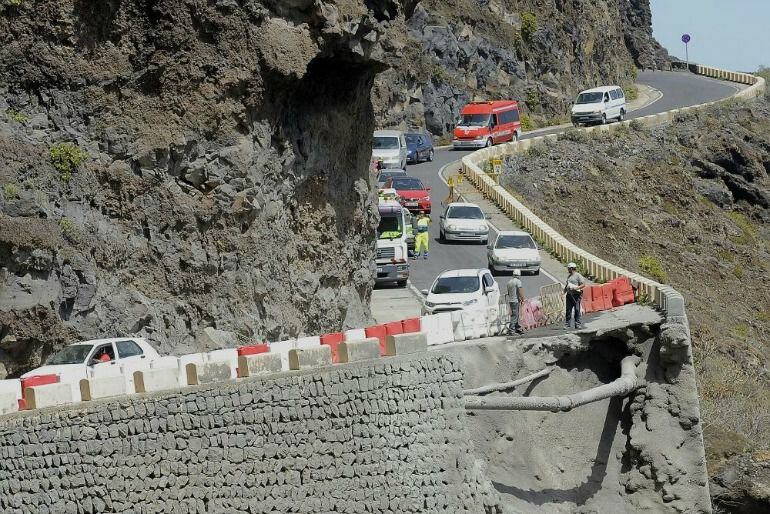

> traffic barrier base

[
  {"left": 338, "top": 338, "right": 381, "bottom": 363},
  {"left": 186, "top": 361, "right": 233, "bottom": 386},
  {"left": 385, "top": 332, "right": 428, "bottom": 356},
  {"left": 134, "top": 369, "right": 181, "bottom": 394},
  {"left": 288, "top": 346, "right": 333, "bottom": 371},
  {"left": 238, "top": 353, "right": 283, "bottom": 378},
  {"left": 24, "top": 383, "right": 73, "bottom": 410},
  {"left": 0, "top": 392, "right": 17, "bottom": 415},
  {"left": 364, "top": 325, "right": 388, "bottom": 355},
  {"left": 80, "top": 376, "right": 127, "bottom": 401}
]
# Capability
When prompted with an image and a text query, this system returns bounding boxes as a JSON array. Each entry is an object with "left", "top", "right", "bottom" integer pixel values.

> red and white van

[{"left": 452, "top": 101, "right": 522, "bottom": 149}]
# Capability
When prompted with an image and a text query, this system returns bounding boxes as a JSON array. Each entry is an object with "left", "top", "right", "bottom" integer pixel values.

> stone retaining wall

[{"left": 0, "top": 352, "right": 502, "bottom": 514}]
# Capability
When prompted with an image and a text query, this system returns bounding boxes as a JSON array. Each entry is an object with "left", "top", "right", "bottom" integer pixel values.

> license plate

[
  {"left": 376, "top": 267, "right": 383, "bottom": 273},
  {"left": 461, "top": 232, "right": 473, "bottom": 237},
  {"left": 406, "top": 202, "right": 418, "bottom": 207}
]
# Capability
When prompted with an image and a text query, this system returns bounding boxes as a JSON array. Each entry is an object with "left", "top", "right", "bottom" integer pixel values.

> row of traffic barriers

[
  {"left": 581, "top": 277, "right": 636, "bottom": 314},
  {"left": 0, "top": 309, "right": 510, "bottom": 417}
]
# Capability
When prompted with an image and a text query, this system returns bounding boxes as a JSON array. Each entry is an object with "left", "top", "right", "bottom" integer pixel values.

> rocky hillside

[
  {"left": 0, "top": 0, "right": 412, "bottom": 376},
  {"left": 501, "top": 96, "right": 770, "bottom": 513},
  {"left": 373, "top": 0, "right": 668, "bottom": 136}
]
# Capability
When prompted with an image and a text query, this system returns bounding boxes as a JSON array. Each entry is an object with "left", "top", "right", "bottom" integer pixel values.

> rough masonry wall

[{"left": 0, "top": 352, "right": 503, "bottom": 514}]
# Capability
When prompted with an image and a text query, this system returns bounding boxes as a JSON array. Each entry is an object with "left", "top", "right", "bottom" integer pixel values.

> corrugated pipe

[{"left": 464, "top": 356, "right": 642, "bottom": 413}]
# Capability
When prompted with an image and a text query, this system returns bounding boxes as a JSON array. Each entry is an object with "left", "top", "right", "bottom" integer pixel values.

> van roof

[
  {"left": 579, "top": 85, "right": 622, "bottom": 94},
  {"left": 68, "top": 337, "right": 144, "bottom": 347},
  {"left": 462, "top": 100, "right": 518, "bottom": 114},
  {"left": 374, "top": 130, "right": 403, "bottom": 137}
]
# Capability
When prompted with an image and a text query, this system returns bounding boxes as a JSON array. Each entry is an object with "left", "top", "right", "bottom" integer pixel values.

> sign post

[{"left": 681, "top": 34, "right": 691, "bottom": 71}]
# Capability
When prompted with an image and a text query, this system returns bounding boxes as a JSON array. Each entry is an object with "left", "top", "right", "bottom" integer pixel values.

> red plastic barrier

[
  {"left": 237, "top": 344, "right": 269, "bottom": 357},
  {"left": 365, "top": 325, "right": 388, "bottom": 356},
  {"left": 590, "top": 286, "right": 606, "bottom": 312},
  {"left": 320, "top": 332, "right": 345, "bottom": 363},
  {"left": 581, "top": 289, "right": 595, "bottom": 314},
  {"left": 385, "top": 321, "right": 404, "bottom": 336},
  {"left": 600, "top": 284, "right": 615, "bottom": 310},
  {"left": 401, "top": 318, "right": 421, "bottom": 333},
  {"left": 19, "top": 374, "right": 59, "bottom": 409},
  {"left": 611, "top": 277, "right": 635, "bottom": 306}
]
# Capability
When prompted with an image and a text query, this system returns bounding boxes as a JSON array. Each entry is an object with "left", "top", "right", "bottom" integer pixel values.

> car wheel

[
  {"left": 601, "top": 114, "right": 607, "bottom": 125},
  {"left": 428, "top": 149, "right": 434, "bottom": 162},
  {"left": 512, "top": 132, "right": 518, "bottom": 143},
  {"left": 485, "top": 138, "right": 493, "bottom": 148},
  {"left": 396, "top": 280, "right": 407, "bottom": 288},
  {"left": 618, "top": 109, "right": 625, "bottom": 122},
  {"left": 480, "top": 238, "right": 488, "bottom": 245},
  {"left": 439, "top": 230, "right": 445, "bottom": 242},
  {"left": 534, "top": 268, "right": 540, "bottom": 276}
]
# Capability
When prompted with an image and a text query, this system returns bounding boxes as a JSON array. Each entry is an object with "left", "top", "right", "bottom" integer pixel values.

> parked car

[
  {"left": 21, "top": 338, "right": 161, "bottom": 380},
  {"left": 372, "top": 130, "right": 407, "bottom": 170},
  {"left": 453, "top": 101, "right": 522, "bottom": 149},
  {"left": 405, "top": 132, "right": 434, "bottom": 163},
  {"left": 571, "top": 86, "right": 626, "bottom": 126},
  {"left": 421, "top": 268, "right": 501, "bottom": 315},
  {"left": 487, "top": 230, "right": 541, "bottom": 275},
  {"left": 439, "top": 202, "right": 489, "bottom": 243},
  {"left": 383, "top": 176, "right": 432, "bottom": 213},
  {"left": 376, "top": 168, "right": 407, "bottom": 188}
]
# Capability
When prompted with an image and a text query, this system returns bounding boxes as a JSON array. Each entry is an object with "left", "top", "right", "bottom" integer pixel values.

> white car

[
  {"left": 571, "top": 85, "right": 626, "bottom": 126},
  {"left": 22, "top": 338, "right": 161, "bottom": 380},
  {"left": 439, "top": 202, "right": 489, "bottom": 244},
  {"left": 372, "top": 130, "right": 408, "bottom": 170},
  {"left": 421, "top": 268, "right": 500, "bottom": 315},
  {"left": 487, "top": 230, "right": 542, "bottom": 275}
]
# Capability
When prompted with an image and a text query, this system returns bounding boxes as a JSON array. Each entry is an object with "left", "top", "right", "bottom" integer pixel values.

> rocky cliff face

[
  {"left": 0, "top": 0, "right": 409, "bottom": 376},
  {"left": 373, "top": 0, "right": 669, "bottom": 135}
]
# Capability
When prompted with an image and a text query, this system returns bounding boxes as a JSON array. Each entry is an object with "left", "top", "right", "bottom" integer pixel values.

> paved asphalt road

[{"left": 397, "top": 71, "right": 740, "bottom": 299}]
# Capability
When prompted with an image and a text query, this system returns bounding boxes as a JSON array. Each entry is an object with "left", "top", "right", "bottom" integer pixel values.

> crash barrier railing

[
  {"left": 461, "top": 65, "right": 765, "bottom": 317},
  {"left": 0, "top": 308, "right": 514, "bottom": 416}
]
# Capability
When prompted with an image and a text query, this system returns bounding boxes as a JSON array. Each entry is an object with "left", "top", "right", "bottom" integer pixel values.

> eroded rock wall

[
  {"left": 0, "top": 1, "right": 409, "bottom": 375},
  {"left": 0, "top": 352, "right": 503, "bottom": 513},
  {"left": 373, "top": 0, "right": 669, "bottom": 135}
]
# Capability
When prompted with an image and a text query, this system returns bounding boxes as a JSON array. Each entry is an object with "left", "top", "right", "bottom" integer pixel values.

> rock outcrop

[
  {"left": 373, "top": 0, "right": 669, "bottom": 135},
  {"left": 0, "top": 0, "right": 409, "bottom": 375}
]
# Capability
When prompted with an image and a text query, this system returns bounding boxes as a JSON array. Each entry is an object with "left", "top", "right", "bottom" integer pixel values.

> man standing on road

[
  {"left": 506, "top": 270, "right": 525, "bottom": 335},
  {"left": 564, "top": 262, "right": 586, "bottom": 329},
  {"left": 414, "top": 210, "right": 431, "bottom": 260}
]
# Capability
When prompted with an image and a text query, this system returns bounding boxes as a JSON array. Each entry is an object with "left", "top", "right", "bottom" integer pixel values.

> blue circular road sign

[{"left": 682, "top": 34, "right": 691, "bottom": 44}]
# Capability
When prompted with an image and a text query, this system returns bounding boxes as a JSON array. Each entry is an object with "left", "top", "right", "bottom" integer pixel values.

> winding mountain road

[{"left": 394, "top": 71, "right": 740, "bottom": 302}]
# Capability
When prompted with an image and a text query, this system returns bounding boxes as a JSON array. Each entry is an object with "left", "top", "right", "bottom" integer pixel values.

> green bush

[
  {"left": 629, "top": 66, "right": 639, "bottom": 82},
  {"left": 520, "top": 114, "right": 535, "bottom": 132},
  {"left": 520, "top": 12, "right": 538, "bottom": 43},
  {"left": 728, "top": 211, "right": 756, "bottom": 245},
  {"left": 6, "top": 109, "right": 27, "bottom": 123},
  {"left": 624, "top": 85, "right": 639, "bottom": 101},
  {"left": 50, "top": 143, "right": 88, "bottom": 183},
  {"left": 58, "top": 218, "right": 79, "bottom": 242},
  {"left": 2, "top": 183, "right": 19, "bottom": 199},
  {"left": 639, "top": 254, "right": 668, "bottom": 283},
  {"left": 525, "top": 89, "right": 540, "bottom": 108}
]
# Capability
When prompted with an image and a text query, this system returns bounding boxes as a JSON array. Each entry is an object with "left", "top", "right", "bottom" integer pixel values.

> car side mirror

[
  {"left": 439, "top": 215, "right": 445, "bottom": 219},
  {"left": 485, "top": 287, "right": 495, "bottom": 294},
  {"left": 426, "top": 186, "right": 431, "bottom": 191},
  {"left": 420, "top": 289, "right": 429, "bottom": 296}
]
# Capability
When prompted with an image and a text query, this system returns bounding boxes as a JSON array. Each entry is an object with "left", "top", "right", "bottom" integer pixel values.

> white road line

[{"left": 436, "top": 160, "right": 563, "bottom": 286}]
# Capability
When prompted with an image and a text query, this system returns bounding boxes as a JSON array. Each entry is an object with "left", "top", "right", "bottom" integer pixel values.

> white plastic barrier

[
  {"left": 295, "top": 336, "right": 321, "bottom": 349},
  {"left": 80, "top": 375, "right": 127, "bottom": 401},
  {"left": 451, "top": 311, "right": 467, "bottom": 341},
  {"left": 177, "top": 353, "right": 207, "bottom": 385},
  {"left": 460, "top": 309, "right": 487, "bottom": 340},
  {"left": 421, "top": 313, "right": 455, "bottom": 345},
  {"left": 151, "top": 356, "right": 180, "bottom": 370},
  {"left": 0, "top": 379, "right": 21, "bottom": 401},
  {"left": 134, "top": 368, "right": 181, "bottom": 393},
  {"left": 343, "top": 328, "right": 367, "bottom": 341},
  {"left": 205, "top": 349, "right": 238, "bottom": 379},
  {"left": 56, "top": 368, "right": 86, "bottom": 403},
  {"left": 24, "top": 383, "right": 73, "bottom": 410},
  {"left": 486, "top": 306, "right": 503, "bottom": 337},
  {"left": 268, "top": 339, "right": 297, "bottom": 371},
  {"left": 120, "top": 361, "right": 152, "bottom": 394}
]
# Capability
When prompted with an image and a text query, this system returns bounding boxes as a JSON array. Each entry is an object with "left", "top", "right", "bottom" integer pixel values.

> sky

[{"left": 650, "top": 0, "right": 769, "bottom": 72}]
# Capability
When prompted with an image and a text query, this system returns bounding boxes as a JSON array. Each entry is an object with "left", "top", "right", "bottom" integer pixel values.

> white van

[
  {"left": 372, "top": 130, "right": 407, "bottom": 170},
  {"left": 571, "top": 86, "right": 626, "bottom": 126}
]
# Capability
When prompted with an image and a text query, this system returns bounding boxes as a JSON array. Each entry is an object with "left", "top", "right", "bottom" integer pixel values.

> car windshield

[
  {"left": 432, "top": 276, "right": 480, "bottom": 294},
  {"left": 377, "top": 214, "right": 403, "bottom": 240},
  {"left": 447, "top": 206, "right": 484, "bottom": 219},
  {"left": 373, "top": 136, "right": 400, "bottom": 150},
  {"left": 378, "top": 171, "right": 404, "bottom": 183},
  {"left": 576, "top": 92, "right": 604, "bottom": 104},
  {"left": 391, "top": 177, "right": 424, "bottom": 190},
  {"left": 496, "top": 235, "right": 536, "bottom": 249},
  {"left": 405, "top": 134, "right": 421, "bottom": 144},
  {"left": 458, "top": 114, "right": 490, "bottom": 127},
  {"left": 46, "top": 345, "right": 93, "bottom": 365}
]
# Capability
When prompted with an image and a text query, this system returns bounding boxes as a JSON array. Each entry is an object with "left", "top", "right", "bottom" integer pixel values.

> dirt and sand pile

[{"left": 501, "top": 96, "right": 770, "bottom": 512}]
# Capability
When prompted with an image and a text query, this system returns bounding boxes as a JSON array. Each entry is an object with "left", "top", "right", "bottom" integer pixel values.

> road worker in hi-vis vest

[{"left": 414, "top": 210, "right": 431, "bottom": 260}]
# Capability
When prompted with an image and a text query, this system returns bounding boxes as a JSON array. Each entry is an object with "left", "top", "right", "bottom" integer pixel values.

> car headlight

[
  {"left": 463, "top": 299, "right": 478, "bottom": 306},
  {"left": 425, "top": 301, "right": 436, "bottom": 308},
  {"left": 449, "top": 224, "right": 458, "bottom": 231},
  {"left": 424, "top": 196, "right": 430, "bottom": 202},
  {"left": 478, "top": 224, "right": 488, "bottom": 232}
]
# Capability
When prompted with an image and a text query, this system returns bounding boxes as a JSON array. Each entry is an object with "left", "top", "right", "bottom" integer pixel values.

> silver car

[{"left": 487, "top": 231, "right": 541, "bottom": 275}]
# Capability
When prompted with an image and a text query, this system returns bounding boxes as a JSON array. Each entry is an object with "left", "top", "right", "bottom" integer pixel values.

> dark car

[{"left": 405, "top": 132, "right": 434, "bottom": 164}]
